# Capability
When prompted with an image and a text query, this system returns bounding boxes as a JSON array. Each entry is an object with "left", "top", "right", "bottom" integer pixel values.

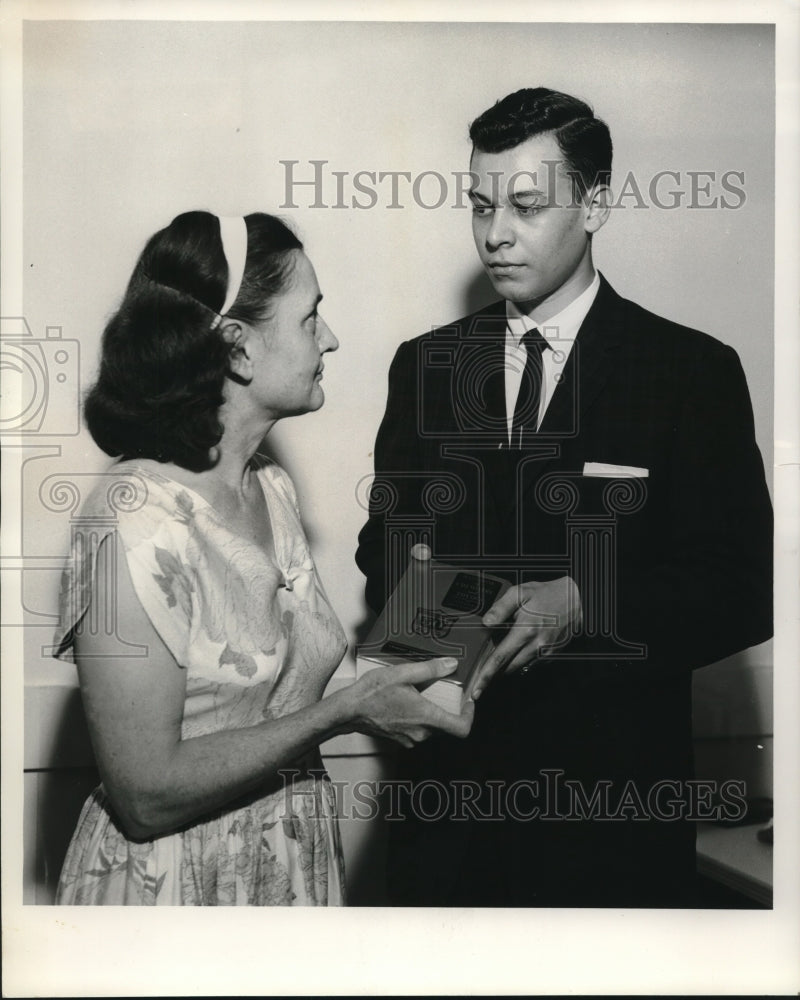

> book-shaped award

[{"left": 356, "top": 552, "right": 510, "bottom": 713}]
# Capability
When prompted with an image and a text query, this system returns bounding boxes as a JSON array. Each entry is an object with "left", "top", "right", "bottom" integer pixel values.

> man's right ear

[{"left": 220, "top": 320, "right": 254, "bottom": 385}]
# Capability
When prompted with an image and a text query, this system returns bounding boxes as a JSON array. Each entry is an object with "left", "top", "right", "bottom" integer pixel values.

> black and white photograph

[{"left": 1, "top": 0, "right": 797, "bottom": 995}]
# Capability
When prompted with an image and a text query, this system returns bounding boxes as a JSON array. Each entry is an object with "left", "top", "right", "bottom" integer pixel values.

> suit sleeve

[
  {"left": 610, "top": 342, "right": 773, "bottom": 670},
  {"left": 356, "top": 340, "right": 424, "bottom": 613}
]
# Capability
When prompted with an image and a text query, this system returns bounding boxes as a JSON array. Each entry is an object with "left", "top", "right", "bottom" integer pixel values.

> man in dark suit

[{"left": 355, "top": 87, "right": 772, "bottom": 907}]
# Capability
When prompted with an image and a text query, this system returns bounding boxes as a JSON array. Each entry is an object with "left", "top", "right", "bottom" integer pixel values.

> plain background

[{"left": 3, "top": 6, "right": 798, "bottom": 998}]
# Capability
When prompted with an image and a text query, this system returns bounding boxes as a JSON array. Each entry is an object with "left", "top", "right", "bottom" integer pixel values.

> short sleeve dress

[{"left": 53, "top": 459, "right": 348, "bottom": 906}]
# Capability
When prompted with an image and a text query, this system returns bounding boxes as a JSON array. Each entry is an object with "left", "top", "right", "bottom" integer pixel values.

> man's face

[{"left": 470, "top": 132, "right": 603, "bottom": 312}]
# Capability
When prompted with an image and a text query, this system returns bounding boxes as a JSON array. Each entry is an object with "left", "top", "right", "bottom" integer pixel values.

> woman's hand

[
  {"left": 344, "top": 657, "right": 475, "bottom": 749},
  {"left": 75, "top": 537, "right": 472, "bottom": 840},
  {"left": 78, "top": 537, "right": 474, "bottom": 840}
]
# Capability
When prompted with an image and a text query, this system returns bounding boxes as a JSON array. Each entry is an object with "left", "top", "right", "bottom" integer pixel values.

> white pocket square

[{"left": 583, "top": 462, "right": 649, "bottom": 478}]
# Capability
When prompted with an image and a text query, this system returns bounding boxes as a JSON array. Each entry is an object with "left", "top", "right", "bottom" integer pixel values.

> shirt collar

[{"left": 505, "top": 270, "right": 601, "bottom": 348}]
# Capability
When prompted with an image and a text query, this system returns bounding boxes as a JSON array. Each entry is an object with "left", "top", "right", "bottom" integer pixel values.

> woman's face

[{"left": 252, "top": 251, "right": 338, "bottom": 419}]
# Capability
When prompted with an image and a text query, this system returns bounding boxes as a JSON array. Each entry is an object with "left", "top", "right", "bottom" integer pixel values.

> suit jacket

[{"left": 355, "top": 275, "right": 773, "bottom": 906}]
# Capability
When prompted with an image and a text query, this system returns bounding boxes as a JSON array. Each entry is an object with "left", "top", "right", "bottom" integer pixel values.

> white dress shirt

[{"left": 504, "top": 271, "right": 601, "bottom": 442}]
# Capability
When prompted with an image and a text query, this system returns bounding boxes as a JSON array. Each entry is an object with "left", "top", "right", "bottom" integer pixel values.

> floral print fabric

[{"left": 53, "top": 460, "right": 348, "bottom": 905}]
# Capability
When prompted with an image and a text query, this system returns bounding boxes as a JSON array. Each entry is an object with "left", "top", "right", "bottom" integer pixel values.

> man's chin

[
  {"left": 494, "top": 284, "right": 546, "bottom": 310},
  {"left": 484, "top": 275, "right": 559, "bottom": 312},
  {"left": 485, "top": 272, "right": 538, "bottom": 303}
]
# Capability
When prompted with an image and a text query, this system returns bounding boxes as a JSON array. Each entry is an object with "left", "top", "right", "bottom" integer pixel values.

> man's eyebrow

[
  {"left": 468, "top": 187, "right": 547, "bottom": 204},
  {"left": 509, "top": 188, "right": 546, "bottom": 201},
  {"left": 306, "top": 292, "right": 323, "bottom": 313}
]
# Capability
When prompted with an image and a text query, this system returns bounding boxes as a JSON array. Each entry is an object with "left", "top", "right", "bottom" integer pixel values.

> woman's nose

[{"left": 317, "top": 316, "right": 339, "bottom": 352}]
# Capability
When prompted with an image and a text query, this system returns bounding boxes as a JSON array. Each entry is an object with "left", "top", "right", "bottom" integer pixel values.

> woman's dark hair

[
  {"left": 84, "top": 211, "right": 303, "bottom": 471},
  {"left": 469, "top": 87, "right": 613, "bottom": 200}
]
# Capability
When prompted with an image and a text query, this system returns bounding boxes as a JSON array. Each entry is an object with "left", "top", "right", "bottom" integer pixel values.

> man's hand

[{"left": 472, "top": 576, "right": 582, "bottom": 699}]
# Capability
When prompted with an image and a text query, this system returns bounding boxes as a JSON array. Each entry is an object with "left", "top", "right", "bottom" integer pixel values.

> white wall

[{"left": 18, "top": 20, "right": 773, "bottom": 682}]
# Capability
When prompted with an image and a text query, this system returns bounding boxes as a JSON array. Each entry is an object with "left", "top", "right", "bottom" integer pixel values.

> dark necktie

[{"left": 510, "top": 327, "right": 548, "bottom": 448}]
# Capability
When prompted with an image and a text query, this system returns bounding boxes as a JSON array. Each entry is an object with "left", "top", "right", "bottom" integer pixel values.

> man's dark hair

[
  {"left": 469, "top": 87, "right": 613, "bottom": 199},
  {"left": 84, "top": 211, "right": 302, "bottom": 472}
]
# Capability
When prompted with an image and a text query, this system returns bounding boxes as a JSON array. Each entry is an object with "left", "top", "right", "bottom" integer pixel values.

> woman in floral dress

[{"left": 54, "top": 211, "right": 473, "bottom": 905}]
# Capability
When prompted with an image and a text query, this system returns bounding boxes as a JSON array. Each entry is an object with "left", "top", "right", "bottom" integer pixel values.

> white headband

[{"left": 217, "top": 215, "right": 248, "bottom": 319}]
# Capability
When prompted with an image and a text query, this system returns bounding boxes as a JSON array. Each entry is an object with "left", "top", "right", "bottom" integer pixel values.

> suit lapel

[
  {"left": 448, "top": 281, "right": 627, "bottom": 524},
  {"left": 452, "top": 302, "right": 507, "bottom": 446},
  {"left": 539, "top": 275, "right": 624, "bottom": 437},
  {"left": 517, "top": 276, "right": 626, "bottom": 507},
  {"left": 448, "top": 303, "right": 510, "bottom": 541}
]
